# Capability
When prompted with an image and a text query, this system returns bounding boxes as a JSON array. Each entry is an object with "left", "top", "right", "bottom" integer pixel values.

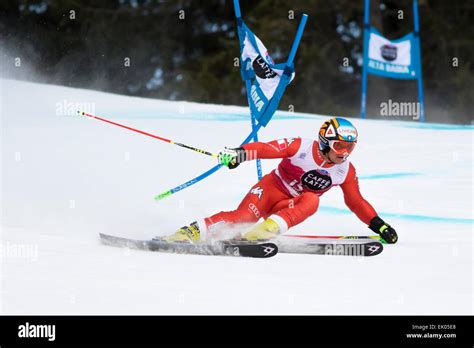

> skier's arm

[
  {"left": 340, "top": 164, "right": 398, "bottom": 243},
  {"left": 340, "top": 164, "right": 377, "bottom": 225},
  {"left": 218, "top": 138, "right": 301, "bottom": 169},
  {"left": 242, "top": 138, "right": 302, "bottom": 159}
]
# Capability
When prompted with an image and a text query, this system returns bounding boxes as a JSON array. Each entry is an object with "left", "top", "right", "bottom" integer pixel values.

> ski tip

[
  {"left": 234, "top": 242, "right": 278, "bottom": 258},
  {"left": 364, "top": 241, "right": 384, "bottom": 256},
  {"left": 259, "top": 242, "right": 278, "bottom": 258},
  {"left": 99, "top": 233, "right": 116, "bottom": 243}
]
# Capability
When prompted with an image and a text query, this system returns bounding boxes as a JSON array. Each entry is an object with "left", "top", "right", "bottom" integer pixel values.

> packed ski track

[{"left": 1, "top": 79, "right": 472, "bottom": 314}]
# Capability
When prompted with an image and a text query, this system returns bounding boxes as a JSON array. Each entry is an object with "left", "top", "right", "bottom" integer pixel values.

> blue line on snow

[
  {"left": 358, "top": 172, "right": 421, "bottom": 180},
  {"left": 106, "top": 111, "right": 324, "bottom": 122},
  {"left": 395, "top": 123, "right": 474, "bottom": 130},
  {"left": 319, "top": 206, "right": 472, "bottom": 224}
]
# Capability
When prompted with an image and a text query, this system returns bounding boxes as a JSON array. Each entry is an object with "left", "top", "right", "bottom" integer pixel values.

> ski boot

[
  {"left": 242, "top": 218, "right": 281, "bottom": 241},
  {"left": 161, "top": 221, "right": 201, "bottom": 243}
]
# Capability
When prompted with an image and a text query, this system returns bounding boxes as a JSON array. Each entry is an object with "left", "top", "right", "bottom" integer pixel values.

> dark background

[
  {"left": 1, "top": 315, "right": 473, "bottom": 345},
  {"left": 1, "top": 0, "right": 472, "bottom": 124}
]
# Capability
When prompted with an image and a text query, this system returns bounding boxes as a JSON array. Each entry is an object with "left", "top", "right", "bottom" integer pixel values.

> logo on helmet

[
  {"left": 325, "top": 124, "right": 336, "bottom": 138},
  {"left": 336, "top": 127, "right": 357, "bottom": 141}
]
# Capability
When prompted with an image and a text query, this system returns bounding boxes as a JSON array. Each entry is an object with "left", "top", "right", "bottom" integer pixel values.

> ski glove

[
  {"left": 369, "top": 216, "right": 398, "bottom": 244},
  {"left": 218, "top": 147, "right": 246, "bottom": 169}
]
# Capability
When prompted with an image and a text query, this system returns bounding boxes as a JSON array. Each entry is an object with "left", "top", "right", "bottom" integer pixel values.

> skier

[{"left": 162, "top": 117, "right": 398, "bottom": 244}]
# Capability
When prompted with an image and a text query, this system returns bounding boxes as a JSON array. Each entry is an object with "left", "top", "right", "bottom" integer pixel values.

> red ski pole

[{"left": 79, "top": 111, "right": 217, "bottom": 158}]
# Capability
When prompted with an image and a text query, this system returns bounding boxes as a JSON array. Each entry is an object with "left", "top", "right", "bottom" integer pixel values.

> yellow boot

[
  {"left": 243, "top": 218, "right": 281, "bottom": 241},
  {"left": 162, "top": 221, "right": 201, "bottom": 243}
]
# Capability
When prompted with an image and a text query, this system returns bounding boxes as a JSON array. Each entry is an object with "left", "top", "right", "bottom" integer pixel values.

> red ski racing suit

[{"left": 203, "top": 137, "right": 377, "bottom": 236}]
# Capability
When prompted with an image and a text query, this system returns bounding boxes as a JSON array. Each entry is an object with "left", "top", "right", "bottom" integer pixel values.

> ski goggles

[{"left": 329, "top": 140, "right": 356, "bottom": 155}]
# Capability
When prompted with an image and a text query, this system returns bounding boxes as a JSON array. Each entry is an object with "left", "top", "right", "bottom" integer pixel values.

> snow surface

[{"left": 1, "top": 79, "right": 472, "bottom": 314}]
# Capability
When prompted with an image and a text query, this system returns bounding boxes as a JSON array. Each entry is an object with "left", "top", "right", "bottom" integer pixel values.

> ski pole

[{"left": 79, "top": 111, "right": 217, "bottom": 158}]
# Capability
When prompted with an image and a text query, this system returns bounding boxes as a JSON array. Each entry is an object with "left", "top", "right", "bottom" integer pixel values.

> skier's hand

[
  {"left": 369, "top": 216, "right": 398, "bottom": 244},
  {"left": 218, "top": 147, "right": 246, "bottom": 169}
]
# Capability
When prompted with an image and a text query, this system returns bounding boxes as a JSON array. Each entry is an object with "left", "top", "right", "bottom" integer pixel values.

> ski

[
  {"left": 99, "top": 233, "right": 278, "bottom": 258},
  {"left": 277, "top": 240, "right": 384, "bottom": 257},
  {"left": 284, "top": 234, "right": 384, "bottom": 242}
]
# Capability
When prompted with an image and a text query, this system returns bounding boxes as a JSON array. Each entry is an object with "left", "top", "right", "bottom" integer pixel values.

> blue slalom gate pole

[
  {"left": 360, "top": 0, "right": 370, "bottom": 119},
  {"left": 256, "top": 13, "right": 307, "bottom": 128},
  {"left": 234, "top": 0, "right": 262, "bottom": 179},
  {"left": 413, "top": 0, "right": 425, "bottom": 122},
  {"left": 233, "top": 0, "right": 241, "bottom": 18},
  {"left": 248, "top": 80, "right": 263, "bottom": 179},
  {"left": 287, "top": 14, "right": 308, "bottom": 66}
]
